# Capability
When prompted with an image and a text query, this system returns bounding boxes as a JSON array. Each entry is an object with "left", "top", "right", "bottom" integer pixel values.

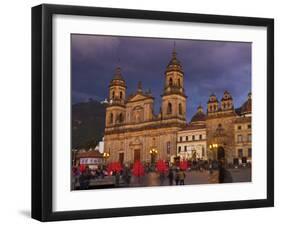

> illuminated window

[
  {"left": 237, "top": 135, "right": 243, "bottom": 142},
  {"left": 238, "top": 149, "right": 243, "bottom": 158}
]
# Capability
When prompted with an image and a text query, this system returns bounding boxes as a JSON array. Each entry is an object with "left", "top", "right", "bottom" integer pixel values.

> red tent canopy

[
  {"left": 156, "top": 160, "right": 168, "bottom": 173},
  {"left": 107, "top": 162, "right": 122, "bottom": 174},
  {"left": 132, "top": 161, "right": 145, "bottom": 177}
]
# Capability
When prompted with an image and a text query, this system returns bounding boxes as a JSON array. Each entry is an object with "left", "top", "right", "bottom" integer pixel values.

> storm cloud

[{"left": 71, "top": 34, "right": 251, "bottom": 121}]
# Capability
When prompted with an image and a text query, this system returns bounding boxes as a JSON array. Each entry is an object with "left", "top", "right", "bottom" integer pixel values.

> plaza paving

[
  {"left": 120, "top": 167, "right": 252, "bottom": 188},
  {"left": 74, "top": 167, "right": 252, "bottom": 189}
]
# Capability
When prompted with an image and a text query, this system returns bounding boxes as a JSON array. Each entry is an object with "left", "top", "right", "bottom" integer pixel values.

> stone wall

[{"left": 104, "top": 125, "right": 181, "bottom": 164}]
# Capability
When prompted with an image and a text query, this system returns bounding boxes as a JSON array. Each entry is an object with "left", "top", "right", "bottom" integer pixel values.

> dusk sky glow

[{"left": 71, "top": 34, "right": 251, "bottom": 121}]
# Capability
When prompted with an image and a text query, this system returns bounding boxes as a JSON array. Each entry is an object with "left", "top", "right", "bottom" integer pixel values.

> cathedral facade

[
  {"left": 104, "top": 49, "right": 187, "bottom": 164},
  {"left": 103, "top": 48, "right": 252, "bottom": 165}
]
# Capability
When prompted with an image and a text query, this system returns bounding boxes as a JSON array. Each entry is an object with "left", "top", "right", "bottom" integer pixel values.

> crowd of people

[
  {"left": 72, "top": 158, "right": 249, "bottom": 189},
  {"left": 72, "top": 159, "right": 223, "bottom": 189}
]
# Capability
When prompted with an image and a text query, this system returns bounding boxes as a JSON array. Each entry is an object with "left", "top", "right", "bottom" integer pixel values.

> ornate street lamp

[
  {"left": 149, "top": 147, "right": 158, "bottom": 164},
  {"left": 209, "top": 143, "right": 218, "bottom": 160},
  {"left": 103, "top": 152, "right": 110, "bottom": 164}
]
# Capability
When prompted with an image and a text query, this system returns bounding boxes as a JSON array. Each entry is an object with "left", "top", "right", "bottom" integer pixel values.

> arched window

[
  {"left": 210, "top": 105, "right": 213, "bottom": 111},
  {"left": 169, "top": 78, "right": 173, "bottom": 86},
  {"left": 112, "top": 91, "right": 115, "bottom": 99},
  {"left": 167, "top": 102, "right": 172, "bottom": 114},
  {"left": 119, "top": 113, "right": 123, "bottom": 122},
  {"left": 223, "top": 103, "right": 226, "bottom": 109},
  {"left": 120, "top": 91, "right": 123, "bottom": 99},
  {"left": 179, "top": 103, "right": 183, "bottom": 115},
  {"left": 133, "top": 106, "right": 143, "bottom": 123},
  {"left": 178, "top": 78, "right": 181, "bottom": 87},
  {"left": 110, "top": 113, "right": 113, "bottom": 124}
]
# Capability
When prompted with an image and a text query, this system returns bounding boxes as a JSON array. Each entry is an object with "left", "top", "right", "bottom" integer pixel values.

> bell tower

[
  {"left": 161, "top": 44, "right": 186, "bottom": 121},
  {"left": 207, "top": 93, "right": 219, "bottom": 115},
  {"left": 108, "top": 66, "right": 126, "bottom": 104},
  {"left": 221, "top": 90, "right": 234, "bottom": 111},
  {"left": 105, "top": 66, "right": 126, "bottom": 127}
]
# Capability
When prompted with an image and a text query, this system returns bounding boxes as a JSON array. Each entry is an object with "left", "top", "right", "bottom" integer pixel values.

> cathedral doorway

[
  {"left": 119, "top": 152, "right": 124, "bottom": 165},
  {"left": 134, "top": 149, "right": 141, "bottom": 162},
  {"left": 217, "top": 146, "right": 225, "bottom": 161}
]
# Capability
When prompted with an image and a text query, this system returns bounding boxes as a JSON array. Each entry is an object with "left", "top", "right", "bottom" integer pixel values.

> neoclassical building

[
  {"left": 104, "top": 49, "right": 187, "bottom": 164},
  {"left": 103, "top": 48, "right": 252, "bottom": 165},
  {"left": 176, "top": 91, "right": 252, "bottom": 164},
  {"left": 177, "top": 105, "right": 207, "bottom": 160},
  {"left": 205, "top": 91, "right": 252, "bottom": 163}
]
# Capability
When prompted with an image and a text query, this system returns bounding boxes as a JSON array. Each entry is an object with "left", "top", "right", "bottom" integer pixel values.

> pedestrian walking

[
  {"left": 168, "top": 168, "right": 174, "bottom": 185},
  {"left": 175, "top": 168, "right": 180, "bottom": 185},
  {"left": 123, "top": 165, "right": 131, "bottom": 186},
  {"left": 79, "top": 170, "right": 90, "bottom": 189},
  {"left": 159, "top": 172, "right": 165, "bottom": 185},
  {"left": 208, "top": 160, "right": 213, "bottom": 174},
  {"left": 179, "top": 169, "right": 186, "bottom": 185},
  {"left": 115, "top": 171, "right": 120, "bottom": 187},
  {"left": 218, "top": 160, "right": 233, "bottom": 183}
]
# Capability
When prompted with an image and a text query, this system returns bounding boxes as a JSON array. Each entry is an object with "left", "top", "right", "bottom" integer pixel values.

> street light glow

[{"left": 209, "top": 143, "right": 218, "bottom": 149}]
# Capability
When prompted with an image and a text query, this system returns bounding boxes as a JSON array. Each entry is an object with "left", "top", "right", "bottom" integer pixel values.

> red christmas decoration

[
  {"left": 107, "top": 162, "right": 122, "bottom": 174},
  {"left": 179, "top": 160, "right": 189, "bottom": 170},
  {"left": 156, "top": 160, "right": 168, "bottom": 173},
  {"left": 132, "top": 160, "right": 145, "bottom": 177},
  {"left": 79, "top": 164, "right": 86, "bottom": 172}
]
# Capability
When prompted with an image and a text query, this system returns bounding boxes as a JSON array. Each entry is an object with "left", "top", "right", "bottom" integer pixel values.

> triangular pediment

[{"left": 127, "top": 93, "right": 153, "bottom": 102}]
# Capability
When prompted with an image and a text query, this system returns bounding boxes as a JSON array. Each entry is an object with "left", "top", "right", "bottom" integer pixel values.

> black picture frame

[{"left": 32, "top": 4, "right": 274, "bottom": 222}]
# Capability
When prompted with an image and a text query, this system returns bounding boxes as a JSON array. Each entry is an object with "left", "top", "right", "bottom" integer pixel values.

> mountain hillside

[{"left": 72, "top": 99, "right": 106, "bottom": 149}]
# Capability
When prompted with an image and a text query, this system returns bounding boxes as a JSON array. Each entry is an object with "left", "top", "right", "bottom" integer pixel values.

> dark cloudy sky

[{"left": 71, "top": 34, "right": 251, "bottom": 121}]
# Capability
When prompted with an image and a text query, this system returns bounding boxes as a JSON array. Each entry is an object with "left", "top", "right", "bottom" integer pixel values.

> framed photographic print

[{"left": 32, "top": 4, "right": 274, "bottom": 221}]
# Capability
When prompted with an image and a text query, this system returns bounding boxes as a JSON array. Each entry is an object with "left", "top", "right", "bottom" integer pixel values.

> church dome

[
  {"left": 165, "top": 49, "right": 183, "bottom": 73},
  {"left": 190, "top": 105, "right": 206, "bottom": 123},
  {"left": 111, "top": 66, "right": 124, "bottom": 81},
  {"left": 110, "top": 66, "right": 126, "bottom": 87},
  {"left": 240, "top": 92, "right": 252, "bottom": 114}
]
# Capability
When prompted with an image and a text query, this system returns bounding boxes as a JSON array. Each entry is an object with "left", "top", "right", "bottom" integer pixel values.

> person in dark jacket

[
  {"left": 123, "top": 165, "right": 131, "bottom": 186},
  {"left": 179, "top": 169, "right": 186, "bottom": 185},
  {"left": 218, "top": 160, "right": 233, "bottom": 183},
  {"left": 79, "top": 170, "right": 90, "bottom": 189},
  {"left": 114, "top": 171, "right": 120, "bottom": 187},
  {"left": 168, "top": 168, "right": 174, "bottom": 185},
  {"left": 175, "top": 168, "right": 180, "bottom": 185}
]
